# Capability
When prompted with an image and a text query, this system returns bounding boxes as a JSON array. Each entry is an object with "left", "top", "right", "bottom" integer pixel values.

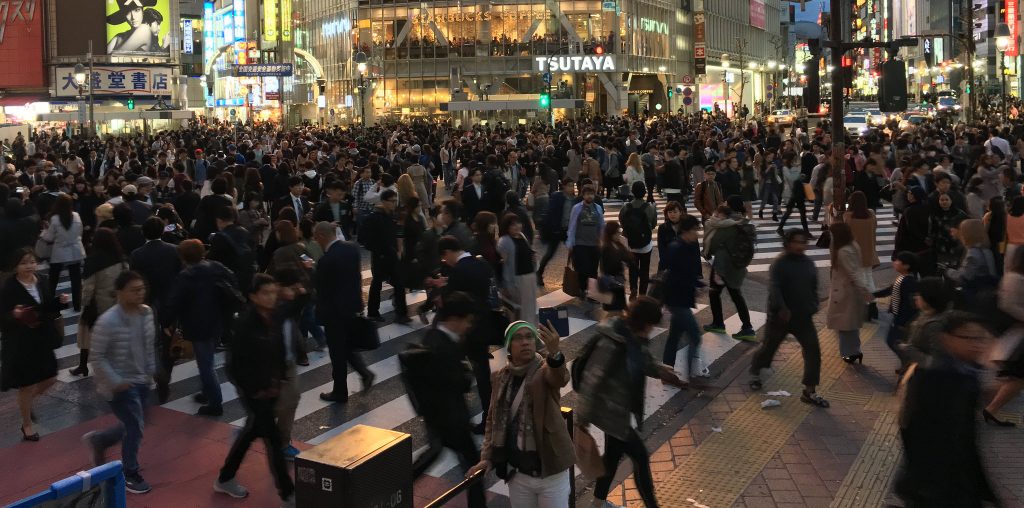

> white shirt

[
  {"left": 437, "top": 323, "right": 461, "bottom": 343},
  {"left": 986, "top": 136, "right": 1012, "bottom": 159}
]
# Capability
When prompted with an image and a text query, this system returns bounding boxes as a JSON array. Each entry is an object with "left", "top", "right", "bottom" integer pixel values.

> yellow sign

[
  {"left": 264, "top": 0, "right": 278, "bottom": 42},
  {"left": 281, "top": 0, "right": 292, "bottom": 41}
]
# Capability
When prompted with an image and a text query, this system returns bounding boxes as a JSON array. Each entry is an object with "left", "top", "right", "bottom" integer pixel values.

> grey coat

[
  {"left": 89, "top": 304, "right": 156, "bottom": 400},
  {"left": 576, "top": 319, "right": 664, "bottom": 440},
  {"left": 42, "top": 213, "right": 85, "bottom": 264}
]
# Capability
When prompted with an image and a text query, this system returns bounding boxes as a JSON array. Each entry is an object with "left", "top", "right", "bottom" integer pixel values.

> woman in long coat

[
  {"left": 826, "top": 223, "right": 873, "bottom": 365},
  {"left": 1, "top": 247, "right": 70, "bottom": 441},
  {"left": 844, "top": 191, "right": 881, "bottom": 318}
]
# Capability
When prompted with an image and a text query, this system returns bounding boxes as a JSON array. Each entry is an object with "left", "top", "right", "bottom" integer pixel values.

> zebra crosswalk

[
  {"left": 603, "top": 195, "right": 898, "bottom": 273},
  {"left": 47, "top": 268, "right": 766, "bottom": 499}
]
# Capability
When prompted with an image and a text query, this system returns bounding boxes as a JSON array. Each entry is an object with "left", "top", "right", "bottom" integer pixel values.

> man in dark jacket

[
  {"left": 662, "top": 215, "right": 708, "bottom": 381},
  {"left": 361, "top": 189, "right": 407, "bottom": 323},
  {"left": 214, "top": 274, "right": 294, "bottom": 505},
  {"left": 273, "top": 176, "right": 311, "bottom": 221},
  {"left": 313, "top": 221, "right": 373, "bottom": 403},
  {"left": 206, "top": 206, "right": 256, "bottom": 294},
  {"left": 439, "top": 235, "right": 495, "bottom": 434},
  {"left": 129, "top": 217, "right": 183, "bottom": 403},
  {"left": 166, "top": 240, "right": 237, "bottom": 416},
  {"left": 749, "top": 230, "right": 829, "bottom": 408},
  {"left": 414, "top": 292, "right": 486, "bottom": 507}
]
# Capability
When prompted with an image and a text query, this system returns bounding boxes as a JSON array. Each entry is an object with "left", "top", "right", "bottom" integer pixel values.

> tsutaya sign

[{"left": 535, "top": 55, "right": 616, "bottom": 72}]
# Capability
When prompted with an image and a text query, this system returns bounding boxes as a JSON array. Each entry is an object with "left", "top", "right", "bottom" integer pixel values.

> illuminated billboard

[
  {"left": 0, "top": 0, "right": 45, "bottom": 88},
  {"left": 106, "top": 0, "right": 171, "bottom": 55}
]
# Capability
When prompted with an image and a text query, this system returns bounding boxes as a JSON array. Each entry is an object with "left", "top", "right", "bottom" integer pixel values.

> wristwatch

[{"left": 546, "top": 351, "right": 565, "bottom": 367}]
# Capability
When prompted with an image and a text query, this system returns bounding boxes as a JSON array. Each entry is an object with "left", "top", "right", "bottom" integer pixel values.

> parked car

[
  {"left": 844, "top": 114, "right": 870, "bottom": 135},
  {"left": 767, "top": 109, "right": 796, "bottom": 126}
]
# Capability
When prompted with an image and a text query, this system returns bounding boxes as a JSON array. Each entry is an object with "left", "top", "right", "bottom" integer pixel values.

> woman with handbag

[
  {"left": 844, "top": 191, "right": 881, "bottom": 319},
  {"left": 826, "top": 223, "right": 874, "bottom": 365},
  {"left": 70, "top": 228, "right": 128, "bottom": 377},
  {"left": 497, "top": 213, "right": 538, "bottom": 325},
  {"left": 598, "top": 221, "right": 630, "bottom": 314},
  {"left": 1, "top": 247, "right": 70, "bottom": 441},
  {"left": 41, "top": 194, "right": 86, "bottom": 311},
  {"left": 776, "top": 154, "right": 811, "bottom": 237},
  {"left": 467, "top": 321, "right": 574, "bottom": 507}
]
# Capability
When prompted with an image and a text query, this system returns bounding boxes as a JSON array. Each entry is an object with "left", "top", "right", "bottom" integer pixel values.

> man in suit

[
  {"left": 86, "top": 149, "right": 103, "bottom": 179},
  {"left": 413, "top": 291, "right": 487, "bottom": 507},
  {"left": 313, "top": 221, "right": 374, "bottom": 403},
  {"left": 361, "top": 189, "right": 406, "bottom": 323},
  {"left": 273, "top": 176, "right": 310, "bottom": 221},
  {"left": 460, "top": 167, "right": 485, "bottom": 222},
  {"left": 129, "top": 217, "right": 183, "bottom": 403},
  {"left": 312, "top": 180, "right": 354, "bottom": 239},
  {"left": 438, "top": 236, "right": 495, "bottom": 434}
]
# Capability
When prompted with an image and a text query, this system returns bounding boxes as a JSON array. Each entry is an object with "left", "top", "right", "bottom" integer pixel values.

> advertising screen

[
  {"left": 0, "top": 0, "right": 45, "bottom": 88},
  {"left": 106, "top": 0, "right": 171, "bottom": 55}
]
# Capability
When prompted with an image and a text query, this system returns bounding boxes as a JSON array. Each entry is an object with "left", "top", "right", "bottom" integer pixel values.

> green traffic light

[
  {"left": 539, "top": 93, "right": 550, "bottom": 108},
  {"left": 127, "top": 99, "right": 135, "bottom": 110}
]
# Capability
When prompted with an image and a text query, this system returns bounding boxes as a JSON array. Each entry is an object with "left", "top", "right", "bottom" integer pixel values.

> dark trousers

[
  {"left": 572, "top": 245, "right": 600, "bottom": 296},
  {"left": 811, "top": 198, "right": 824, "bottom": 222},
  {"left": 219, "top": 396, "right": 294, "bottom": 500},
  {"left": 778, "top": 197, "right": 810, "bottom": 233},
  {"left": 708, "top": 269, "right": 752, "bottom": 329},
  {"left": 594, "top": 429, "right": 658, "bottom": 507},
  {"left": 750, "top": 315, "right": 821, "bottom": 387},
  {"left": 48, "top": 261, "right": 81, "bottom": 311},
  {"left": 367, "top": 255, "right": 405, "bottom": 317},
  {"left": 415, "top": 422, "right": 487, "bottom": 508},
  {"left": 469, "top": 353, "right": 492, "bottom": 425},
  {"left": 154, "top": 310, "right": 174, "bottom": 404},
  {"left": 886, "top": 325, "right": 909, "bottom": 367},
  {"left": 324, "top": 321, "right": 372, "bottom": 398},
  {"left": 627, "top": 250, "right": 652, "bottom": 297},
  {"left": 537, "top": 236, "right": 562, "bottom": 279}
]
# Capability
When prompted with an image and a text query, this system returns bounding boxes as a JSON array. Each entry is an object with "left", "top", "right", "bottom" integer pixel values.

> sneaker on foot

[
  {"left": 82, "top": 431, "right": 104, "bottom": 466},
  {"left": 732, "top": 327, "right": 757, "bottom": 341},
  {"left": 703, "top": 323, "right": 727, "bottom": 334},
  {"left": 283, "top": 444, "right": 300, "bottom": 461},
  {"left": 214, "top": 478, "right": 249, "bottom": 498},
  {"left": 125, "top": 473, "right": 151, "bottom": 494}
]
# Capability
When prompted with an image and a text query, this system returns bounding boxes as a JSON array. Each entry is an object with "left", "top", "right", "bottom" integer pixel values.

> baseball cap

[
  {"left": 122, "top": 184, "right": 138, "bottom": 195},
  {"left": 136, "top": 176, "right": 154, "bottom": 187}
]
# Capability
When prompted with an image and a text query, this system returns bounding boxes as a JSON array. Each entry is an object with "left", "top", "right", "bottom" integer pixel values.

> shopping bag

[
  {"left": 802, "top": 182, "right": 817, "bottom": 202},
  {"left": 573, "top": 426, "right": 606, "bottom": 479},
  {"left": 587, "top": 278, "right": 614, "bottom": 305},
  {"left": 562, "top": 264, "right": 581, "bottom": 297}
]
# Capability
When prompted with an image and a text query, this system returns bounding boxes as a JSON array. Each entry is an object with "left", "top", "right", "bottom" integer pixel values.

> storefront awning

[{"left": 35, "top": 110, "right": 195, "bottom": 122}]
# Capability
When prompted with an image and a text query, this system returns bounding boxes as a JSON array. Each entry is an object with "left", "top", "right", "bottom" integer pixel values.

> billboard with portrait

[{"left": 106, "top": 0, "right": 171, "bottom": 55}]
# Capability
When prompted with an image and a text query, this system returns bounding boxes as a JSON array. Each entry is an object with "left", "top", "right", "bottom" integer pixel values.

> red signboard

[
  {"left": 0, "top": 0, "right": 44, "bottom": 89},
  {"left": 1008, "top": 0, "right": 1019, "bottom": 57},
  {"left": 750, "top": 0, "right": 766, "bottom": 30}
]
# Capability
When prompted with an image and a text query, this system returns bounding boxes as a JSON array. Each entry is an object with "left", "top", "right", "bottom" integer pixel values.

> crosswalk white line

[
  {"left": 752, "top": 244, "right": 895, "bottom": 260},
  {"left": 755, "top": 235, "right": 896, "bottom": 250}
]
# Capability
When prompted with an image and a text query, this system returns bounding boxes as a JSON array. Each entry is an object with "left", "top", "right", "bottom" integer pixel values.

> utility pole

[
  {"left": 964, "top": 0, "right": 977, "bottom": 120},
  {"left": 736, "top": 37, "right": 749, "bottom": 124},
  {"left": 88, "top": 40, "right": 95, "bottom": 137},
  {"left": 829, "top": 0, "right": 846, "bottom": 218}
]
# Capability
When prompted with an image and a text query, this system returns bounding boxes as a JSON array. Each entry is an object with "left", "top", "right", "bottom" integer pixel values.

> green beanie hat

[{"left": 504, "top": 320, "right": 540, "bottom": 350}]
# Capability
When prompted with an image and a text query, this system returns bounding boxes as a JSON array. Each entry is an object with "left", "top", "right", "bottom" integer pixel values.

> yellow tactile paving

[
  {"left": 863, "top": 391, "right": 900, "bottom": 412},
  {"left": 830, "top": 411, "right": 901, "bottom": 508},
  {"left": 655, "top": 325, "right": 879, "bottom": 507},
  {"left": 825, "top": 391, "right": 872, "bottom": 406}
]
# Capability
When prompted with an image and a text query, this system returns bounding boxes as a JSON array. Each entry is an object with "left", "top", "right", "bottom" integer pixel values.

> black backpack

[
  {"left": 730, "top": 223, "right": 758, "bottom": 268},
  {"left": 571, "top": 335, "right": 603, "bottom": 391},
  {"left": 621, "top": 202, "right": 652, "bottom": 249}
]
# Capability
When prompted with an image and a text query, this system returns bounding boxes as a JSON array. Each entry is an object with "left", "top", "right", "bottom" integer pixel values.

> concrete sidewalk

[{"left": 598, "top": 321, "right": 1024, "bottom": 508}]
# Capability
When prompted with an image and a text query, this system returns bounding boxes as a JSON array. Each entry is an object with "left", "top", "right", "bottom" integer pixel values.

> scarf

[
  {"left": 491, "top": 355, "right": 541, "bottom": 463},
  {"left": 702, "top": 214, "right": 741, "bottom": 258}
]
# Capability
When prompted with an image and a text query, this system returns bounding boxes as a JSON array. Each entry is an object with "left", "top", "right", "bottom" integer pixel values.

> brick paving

[{"left": 600, "top": 321, "right": 1024, "bottom": 508}]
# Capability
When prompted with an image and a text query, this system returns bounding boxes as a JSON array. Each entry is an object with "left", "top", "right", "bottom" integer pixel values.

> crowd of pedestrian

[{"left": 0, "top": 105, "right": 1021, "bottom": 507}]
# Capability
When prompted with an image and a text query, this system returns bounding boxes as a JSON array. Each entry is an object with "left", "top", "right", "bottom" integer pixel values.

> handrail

[{"left": 422, "top": 469, "right": 486, "bottom": 508}]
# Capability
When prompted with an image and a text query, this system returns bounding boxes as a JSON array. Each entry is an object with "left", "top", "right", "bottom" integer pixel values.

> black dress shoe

[
  {"left": 394, "top": 315, "right": 412, "bottom": 325},
  {"left": 319, "top": 392, "right": 348, "bottom": 403},
  {"left": 21, "top": 425, "right": 40, "bottom": 441},
  {"left": 196, "top": 405, "right": 223, "bottom": 417},
  {"left": 366, "top": 314, "right": 385, "bottom": 323},
  {"left": 361, "top": 373, "right": 376, "bottom": 392},
  {"left": 982, "top": 409, "right": 1016, "bottom": 427},
  {"left": 192, "top": 393, "right": 208, "bottom": 404}
]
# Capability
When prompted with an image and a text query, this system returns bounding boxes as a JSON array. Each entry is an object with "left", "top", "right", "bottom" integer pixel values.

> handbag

[
  {"left": 802, "top": 182, "right": 816, "bottom": 202},
  {"left": 35, "top": 237, "right": 53, "bottom": 260},
  {"left": 815, "top": 229, "right": 832, "bottom": 248},
  {"left": 879, "top": 184, "right": 894, "bottom": 203},
  {"left": 562, "top": 262, "right": 581, "bottom": 297},
  {"left": 573, "top": 426, "right": 606, "bottom": 479},
  {"left": 351, "top": 315, "right": 382, "bottom": 351}
]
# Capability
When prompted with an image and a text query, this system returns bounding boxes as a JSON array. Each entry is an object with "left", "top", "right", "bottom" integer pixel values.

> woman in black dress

[
  {"left": 1, "top": 247, "right": 70, "bottom": 441},
  {"left": 599, "top": 221, "right": 631, "bottom": 314}
]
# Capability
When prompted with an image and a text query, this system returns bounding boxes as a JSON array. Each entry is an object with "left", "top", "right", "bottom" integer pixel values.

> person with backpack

[
  {"left": 566, "top": 184, "right": 605, "bottom": 301},
  {"left": 575, "top": 297, "right": 687, "bottom": 508},
  {"left": 702, "top": 198, "right": 757, "bottom": 340},
  {"left": 466, "top": 320, "right": 574, "bottom": 507},
  {"left": 619, "top": 181, "right": 657, "bottom": 300},
  {"left": 662, "top": 215, "right": 710, "bottom": 382},
  {"left": 206, "top": 206, "right": 256, "bottom": 294},
  {"left": 694, "top": 168, "right": 723, "bottom": 226}
]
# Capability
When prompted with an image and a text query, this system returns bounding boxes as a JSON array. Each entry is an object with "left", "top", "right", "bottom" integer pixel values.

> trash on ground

[
  {"left": 761, "top": 399, "right": 782, "bottom": 409},
  {"left": 766, "top": 390, "right": 791, "bottom": 397}
]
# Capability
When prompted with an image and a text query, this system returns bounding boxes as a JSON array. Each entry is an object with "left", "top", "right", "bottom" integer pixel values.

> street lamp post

[
  {"left": 996, "top": 23, "right": 1011, "bottom": 119},
  {"left": 73, "top": 40, "right": 96, "bottom": 137},
  {"left": 354, "top": 51, "right": 368, "bottom": 127},
  {"left": 721, "top": 53, "right": 730, "bottom": 116}
]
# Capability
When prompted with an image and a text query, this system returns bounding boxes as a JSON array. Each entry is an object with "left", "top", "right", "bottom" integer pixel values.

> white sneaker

[
  {"left": 214, "top": 479, "right": 249, "bottom": 498},
  {"left": 691, "top": 358, "right": 711, "bottom": 378}
]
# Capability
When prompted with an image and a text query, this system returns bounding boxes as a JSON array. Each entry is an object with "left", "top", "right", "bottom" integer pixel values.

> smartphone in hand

[{"left": 539, "top": 306, "right": 570, "bottom": 337}]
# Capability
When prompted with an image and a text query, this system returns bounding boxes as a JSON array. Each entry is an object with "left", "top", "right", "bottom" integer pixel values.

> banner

[
  {"left": 263, "top": 0, "right": 277, "bottom": 42},
  {"left": 54, "top": 65, "right": 173, "bottom": 97},
  {"left": 1007, "top": 0, "right": 1019, "bottom": 57},
  {"left": 106, "top": 0, "right": 172, "bottom": 56},
  {"left": 0, "top": 0, "right": 45, "bottom": 88},
  {"left": 750, "top": 0, "right": 766, "bottom": 30},
  {"left": 280, "top": 0, "right": 292, "bottom": 41},
  {"left": 694, "top": 11, "right": 706, "bottom": 75}
]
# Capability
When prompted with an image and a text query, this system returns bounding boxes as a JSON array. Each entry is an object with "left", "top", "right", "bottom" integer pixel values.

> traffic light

[
  {"left": 126, "top": 98, "right": 135, "bottom": 110},
  {"left": 878, "top": 59, "right": 908, "bottom": 112},
  {"left": 667, "top": 87, "right": 673, "bottom": 98},
  {"left": 539, "top": 93, "right": 550, "bottom": 108},
  {"left": 594, "top": 44, "right": 604, "bottom": 55}
]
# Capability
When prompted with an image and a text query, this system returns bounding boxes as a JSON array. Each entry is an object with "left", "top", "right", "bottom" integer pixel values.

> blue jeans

[
  {"left": 665, "top": 306, "right": 702, "bottom": 367},
  {"left": 192, "top": 340, "right": 222, "bottom": 408},
  {"left": 95, "top": 384, "right": 149, "bottom": 475},
  {"left": 301, "top": 303, "right": 325, "bottom": 347}
]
